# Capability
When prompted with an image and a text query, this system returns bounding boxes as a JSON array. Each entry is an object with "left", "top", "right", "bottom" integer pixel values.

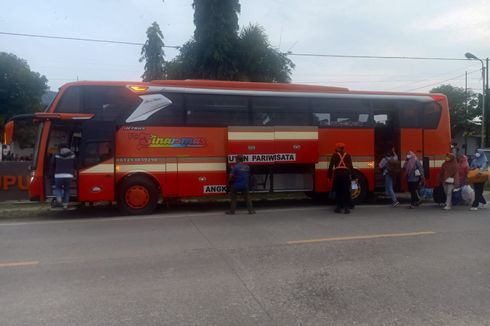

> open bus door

[{"left": 4, "top": 113, "right": 94, "bottom": 201}]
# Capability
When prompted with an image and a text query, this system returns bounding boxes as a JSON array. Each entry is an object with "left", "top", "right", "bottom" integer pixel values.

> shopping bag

[
  {"left": 467, "top": 169, "right": 489, "bottom": 184},
  {"left": 419, "top": 187, "right": 433, "bottom": 200},
  {"left": 461, "top": 185, "right": 475, "bottom": 205},
  {"left": 451, "top": 188, "right": 462, "bottom": 205},
  {"left": 433, "top": 185, "right": 446, "bottom": 204}
]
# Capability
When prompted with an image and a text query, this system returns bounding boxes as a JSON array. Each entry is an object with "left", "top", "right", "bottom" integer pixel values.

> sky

[{"left": 1, "top": 0, "right": 489, "bottom": 93}]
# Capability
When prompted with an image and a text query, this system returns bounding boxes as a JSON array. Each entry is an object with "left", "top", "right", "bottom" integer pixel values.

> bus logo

[{"left": 134, "top": 133, "right": 207, "bottom": 149}]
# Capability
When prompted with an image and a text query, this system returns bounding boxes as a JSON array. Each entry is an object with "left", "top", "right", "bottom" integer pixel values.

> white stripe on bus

[{"left": 274, "top": 131, "right": 318, "bottom": 140}]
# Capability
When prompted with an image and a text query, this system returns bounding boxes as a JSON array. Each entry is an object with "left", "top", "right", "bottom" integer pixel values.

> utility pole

[{"left": 465, "top": 71, "right": 468, "bottom": 155}]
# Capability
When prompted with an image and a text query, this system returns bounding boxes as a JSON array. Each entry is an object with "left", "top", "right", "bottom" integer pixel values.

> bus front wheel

[{"left": 117, "top": 175, "right": 159, "bottom": 215}]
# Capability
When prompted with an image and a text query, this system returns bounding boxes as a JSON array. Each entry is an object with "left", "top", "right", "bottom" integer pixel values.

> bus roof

[{"left": 59, "top": 80, "right": 443, "bottom": 99}]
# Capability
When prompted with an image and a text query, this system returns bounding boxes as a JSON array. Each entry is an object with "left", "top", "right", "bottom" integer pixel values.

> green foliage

[
  {"left": 430, "top": 84, "right": 480, "bottom": 137},
  {"left": 166, "top": 1, "right": 294, "bottom": 82},
  {"left": 0, "top": 52, "right": 47, "bottom": 147},
  {"left": 237, "top": 24, "right": 294, "bottom": 83},
  {"left": 140, "top": 22, "right": 166, "bottom": 82},
  {"left": 191, "top": 0, "right": 240, "bottom": 80}
]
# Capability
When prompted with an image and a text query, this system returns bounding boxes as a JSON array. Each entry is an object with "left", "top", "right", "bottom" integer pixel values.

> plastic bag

[{"left": 461, "top": 185, "right": 475, "bottom": 205}]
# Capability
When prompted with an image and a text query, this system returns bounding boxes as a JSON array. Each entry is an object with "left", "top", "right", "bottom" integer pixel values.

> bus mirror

[{"left": 4, "top": 120, "right": 14, "bottom": 145}]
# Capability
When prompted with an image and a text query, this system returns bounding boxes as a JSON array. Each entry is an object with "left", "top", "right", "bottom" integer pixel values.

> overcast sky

[{"left": 1, "top": 0, "right": 489, "bottom": 93}]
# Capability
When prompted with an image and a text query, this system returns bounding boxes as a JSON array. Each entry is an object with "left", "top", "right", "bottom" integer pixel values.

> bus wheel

[
  {"left": 351, "top": 171, "right": 367, "bottom": 205},
  {"left": 118, "top": 176, "right": 159, "bottom": 215}
]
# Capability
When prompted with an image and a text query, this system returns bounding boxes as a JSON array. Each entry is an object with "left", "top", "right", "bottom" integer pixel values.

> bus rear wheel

[
  {"left": 117, "top": 176, "right": 159, "bottom": 215},
  {"left": 351, "top": 171, "right": 368, "bottom": 205}
]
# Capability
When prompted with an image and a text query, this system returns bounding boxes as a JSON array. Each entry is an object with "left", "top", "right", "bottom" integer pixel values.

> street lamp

[{"left": 465, "top": 52, "right": 486, "bottom": 148}]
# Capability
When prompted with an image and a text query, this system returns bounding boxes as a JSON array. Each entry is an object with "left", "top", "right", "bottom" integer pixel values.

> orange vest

[{"left": 334, "top": 152, "right": 348, "bottom": 169}]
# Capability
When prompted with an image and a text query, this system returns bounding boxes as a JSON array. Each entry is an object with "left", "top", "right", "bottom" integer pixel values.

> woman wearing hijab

[
  {"left": 439, "top": 153, "right": 460, "bottom": 210},
  {"left": 403, "top": 151, "right": 424, "bottom": 208},
  {"left": 457, "top": 154, "right": 469, "bottom": 186},
  {"left": 470, "top": 149, "right": 488, "bottom": 210}
]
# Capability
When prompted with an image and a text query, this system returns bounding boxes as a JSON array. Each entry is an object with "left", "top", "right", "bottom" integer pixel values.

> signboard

[{"left": 0, "top": 162, "right": 30, "bottom": 201}]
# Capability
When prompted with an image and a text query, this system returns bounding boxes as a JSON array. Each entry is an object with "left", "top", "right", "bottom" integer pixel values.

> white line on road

[
  {"left": 0, "top": 261, "right": 40, "bottom": 268},
  {"left": 287, "top": 231, "right": 436, "bottom": 245}
]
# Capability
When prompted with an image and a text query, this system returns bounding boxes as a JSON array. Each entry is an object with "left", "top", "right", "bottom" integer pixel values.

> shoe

[
  {"left": 248, "top": 210, "right": 256, "bottom": 215},
  {"left": 409, "top": 205, "right": 415, "bottom": 209},
  {"left": 392, "top": 201, "right": 400, "bottom": 207},
  {"left": 334, "top": 208, "right": 342, "bottom": 214},
  {"left": 470, "top": 207, "right": 478, "bottom": 211},
  {"left": 225, "top": 211, "right": 235, "bottom": 215},
  {"left": 344, "top": 209, "right": 350, "bottom": 214},
  {"left": 478, "top": 203, "right": 487, "bottom": 209},
  {"left": 443, "top": 206, "right": 451, "bottom": 210}
]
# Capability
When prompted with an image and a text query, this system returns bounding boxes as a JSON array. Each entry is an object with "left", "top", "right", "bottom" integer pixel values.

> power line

[
  {"left": 0, "top": 31, "right": 180, "bottom": 49},
  {"left": 287, "top": 52, "right": 469, "bottom": 61},
  {"left": 0, "top": 31, "right": 475, "bottom": 61},
  {"left": 405, "top": 69, "right": 481, "bottom": 92}
]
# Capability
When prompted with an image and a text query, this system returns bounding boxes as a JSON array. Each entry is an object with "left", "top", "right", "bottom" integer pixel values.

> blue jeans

[
  {"left": 384, "top": 174, "right": 397, "bottom": 203},
  {"left": 55, "top": 177, "right": 72, "bottom": 204}
]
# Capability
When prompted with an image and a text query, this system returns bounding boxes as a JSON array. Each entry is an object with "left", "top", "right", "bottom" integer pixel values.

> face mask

[
  {"left": 406, "top": 155, "right": 412, "bottom": 159},
  {"left": 475, "top": 153, "right": 481, "bottom": 158}
]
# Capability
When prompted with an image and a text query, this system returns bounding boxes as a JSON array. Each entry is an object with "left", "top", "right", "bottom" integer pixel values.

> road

[{"left": 1, "top": 202, "right": 490, "bottom": 326}]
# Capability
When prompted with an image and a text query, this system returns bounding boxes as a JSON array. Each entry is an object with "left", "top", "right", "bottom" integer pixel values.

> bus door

[
  {"left": 372, "top": 101, "right": 401, "bottom": 189},
  {"left": 78, "top": 121, "right": 116, "bottom": 202},
  {"left": 399, "top": 101, "right": 425, "bottom": 188}
]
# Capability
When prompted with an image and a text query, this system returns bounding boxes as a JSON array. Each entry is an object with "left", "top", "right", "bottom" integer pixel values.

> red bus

[{"left": 4, "top": 80, "right": 451, "bottom": 214}]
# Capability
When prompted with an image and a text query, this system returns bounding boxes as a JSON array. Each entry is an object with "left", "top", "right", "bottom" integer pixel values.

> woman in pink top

[{"left": 457, "top": 154, "right": 469, "bottom": 186}]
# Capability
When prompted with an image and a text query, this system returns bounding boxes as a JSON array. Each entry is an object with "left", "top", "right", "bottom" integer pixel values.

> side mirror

[{"left": 4, "top": 120, "right": 14, "bottom": 145}]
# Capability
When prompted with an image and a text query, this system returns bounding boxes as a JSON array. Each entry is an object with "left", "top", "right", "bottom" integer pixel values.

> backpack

[{"left": 386, "top": 159, "right": 401, "bottom": 176}]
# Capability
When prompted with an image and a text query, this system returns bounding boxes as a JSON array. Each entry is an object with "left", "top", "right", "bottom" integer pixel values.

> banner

[{"left": 0, "top": 162, "right": 30, "bottom": 201}]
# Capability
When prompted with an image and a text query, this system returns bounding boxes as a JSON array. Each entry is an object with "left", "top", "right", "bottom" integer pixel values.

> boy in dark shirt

[{"left": 226, "top": 155, "right": 255, "bottom": 215}]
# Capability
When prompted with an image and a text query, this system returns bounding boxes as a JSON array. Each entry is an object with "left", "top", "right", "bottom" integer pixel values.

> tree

[
  {"left": 166, "top": 0, "right": 294, "bottom": 82},
  {"left": 237, "top": 24, "right": 294, "bottom": 83},
  {"left": 0, "top": 52, "right": 48, "bottom": 147},
  {"left": 140, "top": 22, "right": 166, "bottom": 82},
  {"left": 430, "top": 84, "right": 480, "bottom": 137}
]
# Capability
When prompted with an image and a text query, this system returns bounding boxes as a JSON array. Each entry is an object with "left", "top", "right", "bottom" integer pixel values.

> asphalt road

[{"left": 1, "top": 202, "right": 490, "bottom": 326}]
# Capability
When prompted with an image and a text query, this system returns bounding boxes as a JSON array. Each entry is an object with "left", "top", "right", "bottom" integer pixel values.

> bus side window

[
  {"left": 251, "top": 97, "right": 309, "bottom": 126},
  {"left": 185, "top": 94, "right": 249, "bottom": 126},
  {"left": 81, "top": 86, "right": 141, "bottom": 123},
  {"left": 312, "top": 99, "right": 371, "bottom": 127},
  {"left": 399, "top": 101, "right": 421, "bottom": 128},
  {"left": 423, "top": 102, "right": 442, "bottom": 129}
]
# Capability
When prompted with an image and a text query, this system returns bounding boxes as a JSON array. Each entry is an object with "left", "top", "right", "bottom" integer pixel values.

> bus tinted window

[
  {"left": 423, "top": 102, "right": 442, "bottom": 129},
  {"left": 56, "top": 87, "right": 81, "bottom": 113},
  {"left": 185, "top": 94, "right": 249, "bottom": 126},
  {"left": 399, "top": 101, "right": 421, "bottom": 128},
  {"left": 80, "top": 86, "right": 141, "bottom": 122},
  {"left": 252, "top": 97, "right": 309, "bottom": 126},
  {"left": 312, "top": 99, "right": 370, "bottom": 127},
  {"left": 372, "top": 100, "right": 399, "bottom": 128},
  {"left": 139, "top": 93, "right": 184, "bottom": 126}
]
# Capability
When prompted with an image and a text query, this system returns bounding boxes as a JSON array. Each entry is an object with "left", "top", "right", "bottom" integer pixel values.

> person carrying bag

[
  {"left": 469, "top": 149, "right": 489, "bottom": 210},
  {"left": 438, "top": 153, "right": 460, "bottom": 210},
  {"left": 403, "top": 151, "right": 424, "bottom": 209}
]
